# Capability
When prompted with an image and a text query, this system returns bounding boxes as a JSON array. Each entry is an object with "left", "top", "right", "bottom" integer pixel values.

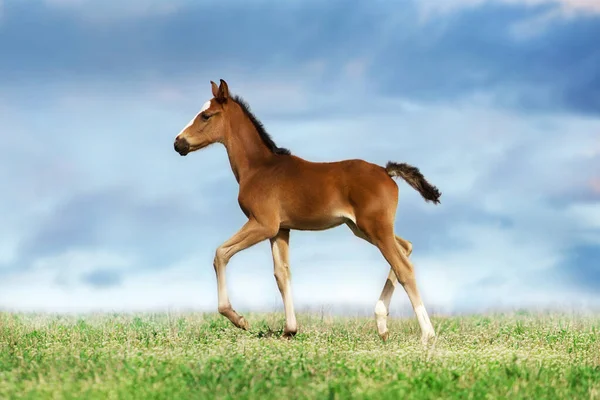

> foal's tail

[{"left": 385, "top": 161, "right": 441, "bottom": 204}]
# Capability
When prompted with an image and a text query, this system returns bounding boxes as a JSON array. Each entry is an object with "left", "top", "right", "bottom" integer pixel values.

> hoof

[
  {"left": 282, "top": 330, "right": 297, "bottom": 339},
  {"left": 379, "top": 331, "right": 389, "bottom": 342},
  {"left": 237, "top": 316, "right": 249, "bottom": 330},
  {"left": 421, "top": 331, "right": 436, "bottom": 346}
]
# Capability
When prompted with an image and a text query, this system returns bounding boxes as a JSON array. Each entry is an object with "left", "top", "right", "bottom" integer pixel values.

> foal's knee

[{"left": 213, "top": 247, "right": 228, "bottom": 270}]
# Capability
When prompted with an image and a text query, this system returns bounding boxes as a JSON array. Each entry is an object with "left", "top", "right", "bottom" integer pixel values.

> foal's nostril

[{"left": 174, "top": 137, "right": 190, "bottom": 155}]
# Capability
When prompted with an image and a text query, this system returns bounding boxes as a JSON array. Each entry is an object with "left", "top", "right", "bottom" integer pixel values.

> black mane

[{"left": 231, "top": 95, "right": 291, "bottom": 156}]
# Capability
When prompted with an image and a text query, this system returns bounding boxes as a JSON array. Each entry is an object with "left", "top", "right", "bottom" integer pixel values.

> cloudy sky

[{"left": 1, "top": 0, "right": 599, "bottom": 316}]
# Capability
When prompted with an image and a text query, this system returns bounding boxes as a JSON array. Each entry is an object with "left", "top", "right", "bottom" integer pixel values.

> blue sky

[{"left": 1, "top": 0, "right": 599, "bottom": 315}]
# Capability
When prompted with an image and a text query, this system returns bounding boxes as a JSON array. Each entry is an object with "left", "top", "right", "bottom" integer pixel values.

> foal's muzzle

[{"left": 174, "top": 136, "right": 190, "bottom": 156}]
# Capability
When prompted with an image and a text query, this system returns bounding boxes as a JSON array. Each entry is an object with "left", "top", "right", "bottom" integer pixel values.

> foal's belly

[
  {"left": 280, "top": 217, "right": 345, "bottom": 231},
  {"left": 265, "top": 159, "right": 360, "bottom": 231},
  {"left": 279, "top": 208, "right": 356, "bottom": 231}
]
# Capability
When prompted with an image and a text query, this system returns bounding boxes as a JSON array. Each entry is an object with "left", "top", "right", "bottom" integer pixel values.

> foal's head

[{"left": 173, "top": 79, "right": 232, "bottom": 156}]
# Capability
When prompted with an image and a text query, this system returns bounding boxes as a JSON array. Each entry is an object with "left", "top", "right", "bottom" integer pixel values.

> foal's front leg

[
  {"left": 213, "top": 219, "right": 277, "bottom": 330},
  {"left": 270, "top": 229, "right": 297, "bottom": 337}
]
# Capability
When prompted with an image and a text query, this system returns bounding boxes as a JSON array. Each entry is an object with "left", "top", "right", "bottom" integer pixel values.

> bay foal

[{"left": 174, "top": 80, "right": 441, "bottom": 343}]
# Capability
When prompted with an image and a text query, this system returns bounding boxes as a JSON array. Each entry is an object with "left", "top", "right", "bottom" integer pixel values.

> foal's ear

[
  {"left": 216, "top": 79, "right": 229, "bottom": 102},
  {"left": 211, "top": 79, "right": 229, "bottom": 103},
  {"left": 211, "top": 81, "right": 219, "bottom": 98}
]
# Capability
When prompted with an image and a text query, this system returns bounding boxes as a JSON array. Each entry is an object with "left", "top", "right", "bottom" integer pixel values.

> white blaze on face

[
  {"left": 199, "top": 100, "right": 211, "bottom": 113},
  {"left": 178, "top": 100, "right": 212, "bottom": 136}
]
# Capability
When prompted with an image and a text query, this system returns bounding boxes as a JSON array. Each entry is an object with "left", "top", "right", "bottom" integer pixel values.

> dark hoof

[
  {"left": 282, "top": 329, "right": 297, "bottom": 339},
  {"left": 236, "top": 317, "right": 249, "bottom": 330},
  {"left": 379, "top": 331, "right": 389, "bottom": 342}
]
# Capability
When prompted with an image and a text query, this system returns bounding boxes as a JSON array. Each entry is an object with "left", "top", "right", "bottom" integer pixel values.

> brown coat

[{"left": 174, "top": 79, "right": 441, "bottom": 343}]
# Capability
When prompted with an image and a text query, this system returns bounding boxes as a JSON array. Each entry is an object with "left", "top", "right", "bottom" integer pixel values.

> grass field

[{"left": 1, "top": 311, "right": 599, "bottom": 399}]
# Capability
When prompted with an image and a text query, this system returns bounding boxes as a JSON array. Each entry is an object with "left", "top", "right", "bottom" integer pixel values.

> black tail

[{"left": 385, "top": 161, "right": 441, "bottom": 204}]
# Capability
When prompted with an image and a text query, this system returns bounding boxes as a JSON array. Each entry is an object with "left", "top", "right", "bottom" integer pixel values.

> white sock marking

[
  {"left": 375, "top": 300, "right": 388, "bottom": 334},
  {"left": 375, "top": 300, "right": 386, "bottom": 316},
  {"left": 415, "top": 305, "right": 434, "bottom": 335}
]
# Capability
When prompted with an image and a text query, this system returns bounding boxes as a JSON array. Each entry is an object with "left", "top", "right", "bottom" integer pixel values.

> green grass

[{"left": 1, "top": 311, "right": 599, "bottom": 399}]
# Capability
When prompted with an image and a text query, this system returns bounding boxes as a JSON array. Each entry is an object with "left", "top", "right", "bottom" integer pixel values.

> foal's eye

[{"left": 201, "top": 113, "right": 211, "bottom": 121}]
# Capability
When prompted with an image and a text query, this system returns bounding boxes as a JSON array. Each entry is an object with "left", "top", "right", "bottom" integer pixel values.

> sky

[{"left": 0, "top": 0, "right": 599, "bottom": 317}]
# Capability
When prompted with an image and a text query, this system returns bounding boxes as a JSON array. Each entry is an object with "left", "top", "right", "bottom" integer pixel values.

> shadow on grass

[
  {"left": 252, "top": 326, "right": 285, "bottom": 339},
  {"left": 248, "top": 320, "right": 297, "bottom": 340}
]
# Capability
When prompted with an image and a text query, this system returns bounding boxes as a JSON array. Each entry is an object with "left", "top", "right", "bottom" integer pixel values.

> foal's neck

[{"left": 223, "top": 107, "right": 275, "bottom": 183}]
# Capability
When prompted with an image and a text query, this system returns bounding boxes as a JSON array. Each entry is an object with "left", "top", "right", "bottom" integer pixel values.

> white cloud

[
  {"left": 0, "top": 238, "right": 18, "bottom": 266},
  {"left": 42, "top": 0, "right": 184, "bottom": 23},
  {"left": 418, "top": 0, "right": 600, "bottom": 18},
  {"left": 525, "top": 0, "right": 600, "bottom": 12},
  {"left": 1, "top": 71, "right": 599, "bottom": 315},
  {"left": 567, "top": 203, "right": 600, "bottom": 229}
]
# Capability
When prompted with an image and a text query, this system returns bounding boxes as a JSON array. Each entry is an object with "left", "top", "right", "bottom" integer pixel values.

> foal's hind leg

[
  {"left": 213, "top": 218, "right": 278, "bottom": 330},
  {"left": 396, "top": 236, "right": 413, "bottom": 257},
  {"left": 347, "top": 222, "right": 415, "bottom": 341},
  {"left": 357, "top": 219, "right": 435, "bottom": 344},
  {"left": 375, "top": 235, "right": 413, "bottom": 341}
]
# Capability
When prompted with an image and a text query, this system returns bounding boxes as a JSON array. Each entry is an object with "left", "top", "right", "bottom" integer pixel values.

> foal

[{"left": 174, "top": 80, "right": 441, "bottom": 344}]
